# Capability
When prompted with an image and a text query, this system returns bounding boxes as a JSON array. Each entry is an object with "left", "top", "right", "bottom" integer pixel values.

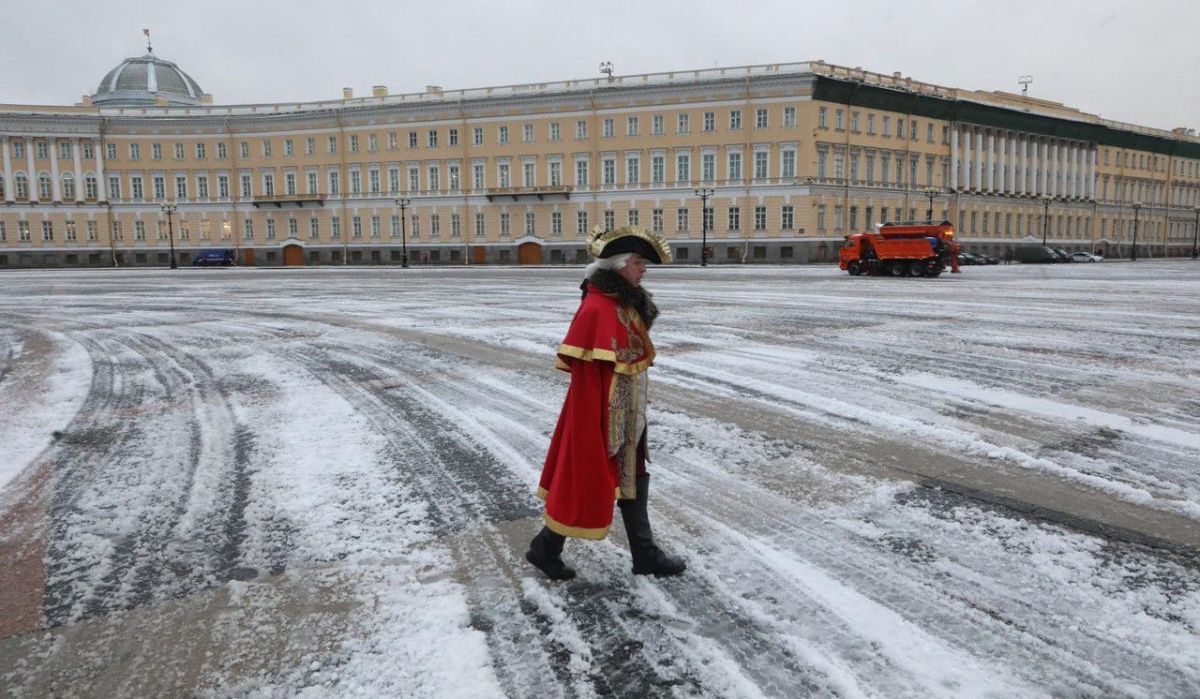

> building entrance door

[
  {"left": 283, "top": 244, "right": 305, "bottom": 266},
  {"left": 517, "top": 242, "right": 543, "bottom": 265},
  {"left": 243, "top": 249, "right": 255, "bottom": 266},
  {"left": 471, "top": 246, "right": 487, "bottom": 265}
]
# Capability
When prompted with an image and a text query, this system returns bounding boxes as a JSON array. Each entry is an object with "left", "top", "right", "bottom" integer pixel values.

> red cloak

[{"left": 536, "top": 285, "right": 655, "bottom": 540}]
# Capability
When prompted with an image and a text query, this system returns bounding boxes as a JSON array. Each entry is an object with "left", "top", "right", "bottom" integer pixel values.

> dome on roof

[{"left": 92, "top": 51, "right": 207, "bottom": 107}]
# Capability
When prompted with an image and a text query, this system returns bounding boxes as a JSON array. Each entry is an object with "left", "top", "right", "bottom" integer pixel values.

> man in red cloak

[{"left": 526, "top": 226, "right": 686, "bottom": 580}]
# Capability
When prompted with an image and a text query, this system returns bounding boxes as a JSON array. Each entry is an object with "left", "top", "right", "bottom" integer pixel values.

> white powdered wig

[{"left": 583, "top": 252, "right": 633, "bottom": 279}]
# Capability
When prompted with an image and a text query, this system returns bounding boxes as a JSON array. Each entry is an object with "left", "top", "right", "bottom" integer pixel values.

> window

[
  {"left": 474, "top": 213, "right": 485, "bottom": 238},
  {"left": 896, "top": 118, "right": 904, "bottom": 138},
  {"left": 818, "top": 107, "right": 828, "bottom": 129},
  {"left": 284, "top": 139, "right": 294, "bottom": 156},
  {"left": 727, "top": 206, "right": 740, "bottom": 231},
  {"left": 910, "top": 120, "right": 918, "bottom": 140},
  {"left": 267, "top": 218, "right": 277, "bottom": 239},
  {"left": 850, "top": 206, "right": 858, "bottom": 230},
  {"left": 627, "top": 117, "right": 639, "bottom": 136},
  {"left": 577, "top": 211, "right": 589, "bottom": 234},
  {"left": 151, "top": 143, "right": 162, "bottom": 160},
  {"left": 498, "top": 163, "right": 510, "bottom": 188},
  {"left": 851, "top": 112, "right": 860, "bottom": 132},
  {"left": 867, "top": 114, "right": 876, "bottom": 135},
  {"left": 652, "top": 208, "right": 663, "bottom": 233},
  {"left": 782, "top": 150, "right": 796, "bottom": 178},
  {"left": 755, "top": 108, "right": 768, "bottom": 128},
  {"left": 409, "top": 131, "right": 419, "bottom": 148},
  {"left": 782, "top": 205, "right": 794, "bottom": 230},
  {"left": 14, "top": 173, "right": 27, "bottom": 199},
  {"left": 449, "top": 165, "right": 460, "bottom": 191},
  {"left": 428, "top": 165, "right": 440, "bottom": 191},
  {"left": 882, "top": 116, "right": 891, "bottom": 136},
  {"left": 41, "top": 220, "right": 54, "bottom": 241},
  {"left": 130, "top": 143, "right": 141, "bottom": 160},
  {"left": 702, "top": 111, "right": 716, "bottom": 132},
  {"left": 652, "top": 115, "right": 664, "bottom": 135},
  {"left": 262, "top": 139, "right": 273, "bottom": 157},
  {"left": 548, "top": 123, "right": 560, "bottom": 141},
  {"left": 677, "top": 208, "right": 689, "bottom": 232},
  {"left": 309, "top": 171, "right": 319, "bottom": 194},
  {"left": 129, "top": 175, "right": 143, "bottom": 200},
  {"left": 263, "top": 173, "right": 275, "bottom": 196},
  {"left": 429, "top": 130, "right": 439, "bottom": 148},
  {"left": 628, "top": 209, "right": 639, "bottom": 226},
  {"left": 135, "top": 220, "right": 146, "bottom": 240},
  {"left": 651, "top": 154, "right": 664, "bottom": 183},
  {"left": 498, "top": 213, "right": 508, "bottom": 237},
  {"left": 61, "top": 173, "right": 75, "bottom": 199},
  {"left": 835, "top": 109, "right": 845, "bottom": 131},
  {"left": 754, "top": 206, "right": 766, "bottom": 231},
  {"left": 523, "top": 211, "right": 535, "bottom": 235},
  {"left": 350, "top": 170, "right": 361, "bottom": 194},
  {"left": 327, "top": 171, "right": 340, "bottom": 195},
  {"left": 523, "top": 124, "right": 534, "bottom": 143},
  {"left": 153, "top": 175, "right": 166, "bottom": 200},
  {"left": 408, "top": 167, "right": 419, "bottom": 192},
  {"left": 306, "top": 137, "right": 316, "bottom": 155},
  {"left": 783, "top": 106, "right": 796, "bottom": 128},
  {"left": 311, "top": 217, "right": 320, "bottom": 239},
  {"left": 368, "top": 134, "right": 377, "bottom": 152},
  {"left": 754, "top": 152, "right": 768, "bottom": 180},
  {"left": 448, "top": 129, "right": 458, "bottom": 146},
  {"left": 368, "top": 215, "right": 379, "bottom": 238},
  {"left": 105, "top": 142, "right": 116, "bottom": 160},
  {"left": 702, "top": 153, "right": 715, "bottom": 182},
  {"left": 197, "top": 175, "right": 209, "bottom": 198},
  {"left": 927, "top": 123, "right": 935, "bottom": 143},
  {"left": 603, "top": 157, "right": 616, "bottom": 185},
  {"left": 473, "top": 163, "right": 485, "bottom": 189},
  {"left": 330, "top": 217, "right": 340, "bottom": 238},
  {"left": 677, "top": 113, "right": 690, "bottom": 134},
  {"left": 175, "top": 143, "right": 186, "bottom": 160},
  {"left": 349, "top": 135, "right": 359, "bottom": 152},
  {"left": 85, "top": 174, "right": 97, "bottom": 199},
  {"left": 352, "top": 216, "right": 362, "bottom": 238},
  {"left": 728, "top": 152, "right": 742, "bottom": 180},
  {"left": 625, "top": 157, "right": 638, "bottom": 184},
  {"left": 328, "top": 136, "right": 338, "bottom": 154},
  {"left": 676, "top": 153, "right": 690, "bottom": 183},
  {"left": 575, "top": 159, "right": 588, "bottom": 186},
  {"left": 196, "top": 143, "right": 207, "bottom": 160},
  {"left": 729, "top": 110, "right": 742, "bottom": 130},
  {"left": 603, "top": 118, "right": 614, "bottom": 138},
  {"left": 817, "top": 205, "right": 826, "bottom": 231}
]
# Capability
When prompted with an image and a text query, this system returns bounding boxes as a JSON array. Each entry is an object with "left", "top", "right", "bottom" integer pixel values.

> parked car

[
  {"left": 1014, "top": 245, "right": 1059, "bottom": 263},
  {"left": 958, "top": 252, "right": 981, "bottom": 266},
  {"left": 192, "top": 248, "right": 236, "bottom": 266},
  {"left": 1070, "top": 251, "right": 1104, "bottom": 262},
  {"left": 1052, "top": 248, "right": 1074, "bottom": 262},
  {"left": 974, "top": 253, "right": 1000, "bottom": 265}
]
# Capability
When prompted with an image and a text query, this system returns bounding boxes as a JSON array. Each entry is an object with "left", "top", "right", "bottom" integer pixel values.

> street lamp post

[
  {"left": 694, "top": 187, "right": 713, "bottom": 266},
  {"left": 1131, "top": 201, "right": 1141, "bottom": 261},
  {"left": 160, "top": 201, "right": 178, "bottom": 269},
  {"left": 395, "top": 197, "right": 410, "bottom": 268},
  {"left": 922, "top": 187, "right": 940, "bottom": 222},
  {"left": 1192, "top": 206, "right": 1199, "bottom": 260},
  {"left": 1040, "top": 195, "right": 1052, "bottom": 247}
]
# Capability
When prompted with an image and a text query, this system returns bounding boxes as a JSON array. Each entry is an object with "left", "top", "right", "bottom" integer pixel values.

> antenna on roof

[
  {"left": 143, "top": 28, "right": 153, "bottom": 53},
  {"left": 599, "top": 61, "right": 614, "bottom": 80},
  {"left": 1018, "top": 75, "right": 1032, "bottom": 96}
]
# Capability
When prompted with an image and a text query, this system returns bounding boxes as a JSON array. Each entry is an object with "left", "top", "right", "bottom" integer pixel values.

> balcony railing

[
  {"left": 251, "top": 192, "right": 326, "bottom": 208},
  {"left": 485, "top": 184, "right": 573, "bottom": 201}
]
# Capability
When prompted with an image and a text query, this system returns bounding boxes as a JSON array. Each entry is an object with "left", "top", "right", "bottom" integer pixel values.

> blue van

[{"left": 192, "top": 249, "right": 236, "bottom": 266}]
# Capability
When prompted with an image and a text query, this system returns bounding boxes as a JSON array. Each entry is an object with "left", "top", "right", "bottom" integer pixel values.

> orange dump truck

[{"left": 838, "top": 222, "right": 962, "bottom": 277}]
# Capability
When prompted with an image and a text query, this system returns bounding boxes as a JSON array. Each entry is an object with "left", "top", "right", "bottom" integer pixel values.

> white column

[
  {"left": 950, "top": 127, "right": 960, "bottom": 192},
  {"left": 1088, "top": 149, "right": 1097, "bottom": 200},
  {"left": 1, "top": 136, "right": 12, "bottom": 203},
  {"left": 998, "top": 133, "right": 1007, "bottom": 193},
  {"left": 72, "top": 137, "right": 84, "bottom": 202},
  {"left": 95, "top": 139, "right": 107, "bottom": 201},
  {"left": 1031, "top": 140, "right": 1040, "bottom": 195},
  {"left": 975, "top": 130, "right": 984, "bottom": 191},
  {"left": 1009, "top": 136, "right": 1018, "bottom": 193},
  {"left": 25, "top": 137, "right": 37, "bottom": 202},
  {"left": 49, "top": 137, "right": 62, "bottom": 202},
  {"left": 1020, "top": 138, "right": 1029, "bottom": 195},
  {"left": 986, "top": 131, "right": 996, "bottom": 192},
  {"left": 1049, "top": 142, "right": 1059, "bottom": 198}
]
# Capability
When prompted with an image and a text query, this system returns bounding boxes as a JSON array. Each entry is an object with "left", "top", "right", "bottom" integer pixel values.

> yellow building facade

[{"left": 2, "top": 55, "right": 1199, "bottom": 267}]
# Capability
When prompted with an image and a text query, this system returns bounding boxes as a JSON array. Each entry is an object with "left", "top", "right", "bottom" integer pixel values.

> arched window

[
  {"left": 15, "top": 172, "right": 28, "bottom": 200},
  {"left": 61, "top": 172, "right": 75, "bottom": 200},
  {"left": 85, "top": 173, "right": 98, "bottom": 200},
  {"left": 38, "top": 172, "right": 52, "bottom": 200}
]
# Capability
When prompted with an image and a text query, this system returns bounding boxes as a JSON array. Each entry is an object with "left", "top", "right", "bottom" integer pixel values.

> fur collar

[{"left": 581, "top": 269, "right": 659, "bottom": 330}]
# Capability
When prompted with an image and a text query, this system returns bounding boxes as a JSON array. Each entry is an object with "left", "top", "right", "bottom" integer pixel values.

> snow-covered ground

[{"left": 1, "top": 261, "right": 1198, "bottom": 697}]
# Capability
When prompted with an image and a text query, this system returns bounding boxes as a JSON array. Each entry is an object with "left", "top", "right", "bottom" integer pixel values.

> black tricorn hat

[{"left": 587, "top": 226, "right": 672, "bottom": 264}]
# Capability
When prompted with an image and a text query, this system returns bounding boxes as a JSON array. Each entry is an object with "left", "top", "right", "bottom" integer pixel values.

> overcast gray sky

[{"left": 2, "top": 0, "right": 1196, "bottom": 131}]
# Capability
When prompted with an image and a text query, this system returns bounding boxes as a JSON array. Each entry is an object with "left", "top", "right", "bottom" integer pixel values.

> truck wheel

[
  {"left": 908, "top": 260, "right": 925, "bottom": 277},
  {"left": 847, "top": 261, "right": 862, "bottom": 276},
  {"left": 890, "top": 262, "right": 904, "bottom": 277}
]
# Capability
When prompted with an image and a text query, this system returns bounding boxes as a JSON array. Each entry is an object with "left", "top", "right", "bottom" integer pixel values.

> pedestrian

[{"left": 526, "top": 226, "right": 686, "bottom": 581}]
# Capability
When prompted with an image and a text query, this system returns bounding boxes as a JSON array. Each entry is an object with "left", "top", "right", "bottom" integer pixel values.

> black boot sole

[{"left": 525, "top": 550, "right": 577, "bottom": 581}]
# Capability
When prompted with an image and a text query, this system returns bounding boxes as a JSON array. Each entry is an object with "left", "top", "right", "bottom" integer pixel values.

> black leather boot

[
  {"left": 618, "top": 474, "right": 686, "bottom": 576},
  {"left": 525, "top": 526, "right": 576, "bottom": 580}
]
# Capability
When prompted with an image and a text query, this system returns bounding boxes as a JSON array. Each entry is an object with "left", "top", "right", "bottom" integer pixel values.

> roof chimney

[
  {"left": 342, "top": 87, "right": 354, "bottom": 100},
  {"left": 372, "top": 85, "right": 388, "bottom": 97}
]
